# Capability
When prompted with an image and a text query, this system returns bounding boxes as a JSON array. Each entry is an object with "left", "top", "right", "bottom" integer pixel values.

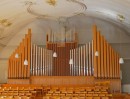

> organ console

[{"left": 8, "top": 25, "right": 121, "bottom": 92}]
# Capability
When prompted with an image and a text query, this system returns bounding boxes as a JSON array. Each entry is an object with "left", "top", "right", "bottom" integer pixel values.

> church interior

[{"left": 0, "top": 0, "right": 130, "bottom": 99}]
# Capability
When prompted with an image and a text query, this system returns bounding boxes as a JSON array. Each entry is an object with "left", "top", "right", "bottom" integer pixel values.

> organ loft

[{"left": 8, "top": 25, "right": 121, "bottom": 93}]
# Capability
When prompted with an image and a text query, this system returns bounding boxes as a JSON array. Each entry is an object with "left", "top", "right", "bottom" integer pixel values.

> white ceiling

[{"left": 0, "top": 0, "right": 130, "bottom": 47}]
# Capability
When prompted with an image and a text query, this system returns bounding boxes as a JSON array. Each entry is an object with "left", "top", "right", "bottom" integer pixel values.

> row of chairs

[
  {"left": 45, "top": 93, "right": 112, "bottom": 97},
  {"left": 0, "top": 81, "right": 111, "bottom": 99},
  {"left": 43, "top": 96, "right": 110, "bottom": 99},
  {"left": 44, "top": 86, "right": 112, "bottom": 98},
  {"left": 0, "top": 86, "right": 43, "bottom": 97},
  {"left": 0, "top": 96, "right": 30, "bottom": 99}
]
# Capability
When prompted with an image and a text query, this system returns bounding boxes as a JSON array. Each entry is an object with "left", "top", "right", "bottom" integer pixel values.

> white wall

[{"left": 122, "top": 84, "right": 130, "bottom": 93}]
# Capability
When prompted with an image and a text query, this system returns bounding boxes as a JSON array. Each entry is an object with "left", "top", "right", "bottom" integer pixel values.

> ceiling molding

[{"left": 26, "top": 0, "right": 87, "bottom": 20}]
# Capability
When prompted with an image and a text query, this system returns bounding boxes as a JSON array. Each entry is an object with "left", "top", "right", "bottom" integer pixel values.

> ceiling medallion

[
  {"left": 27, "top": 0, "right": 87, "bottom": 19},
  {"left": 24, "top": 1, "right": 36, "bottom": 7},
  {"left": 0, "top": 19, "right": 12, "bottom": 27},
  {"left": 46, "top": 0, "right": 57, "bottom": 6},
  {"left": 117, "top": 14, "right": 125, "bottom": 22}
]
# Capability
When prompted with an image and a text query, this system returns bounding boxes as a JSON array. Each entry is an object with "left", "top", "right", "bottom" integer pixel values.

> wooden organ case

[{"left": 8, "top": 25, "right": 121, "bottom": 92}]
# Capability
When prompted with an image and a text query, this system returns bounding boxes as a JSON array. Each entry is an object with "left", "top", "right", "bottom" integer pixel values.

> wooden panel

[
  {"left": 30, "top": 76, "right": 121, "bottom": 92},
  {"left": 30, "top": 76, "right": 95, "bottom": 86},
  {"left": 47, "top": 42, "right": 77, "bottom": 76},
  {"left": 8, "top": 79, "right": 30, "bottom": 84}
]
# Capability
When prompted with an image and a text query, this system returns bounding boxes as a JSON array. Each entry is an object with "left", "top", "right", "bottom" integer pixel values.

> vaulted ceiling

[{"left": 0, "top": 0, "right": 130, "bottom": 48}]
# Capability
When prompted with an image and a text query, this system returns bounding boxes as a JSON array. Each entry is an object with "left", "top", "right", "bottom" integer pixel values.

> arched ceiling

[{"left": 0, "top": 0, "right": 130, "bottom": 48}]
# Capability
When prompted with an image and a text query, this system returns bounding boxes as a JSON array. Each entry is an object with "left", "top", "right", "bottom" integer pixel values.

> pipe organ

[{"left": 8, "top": 25, "right": 121, "bottom": 92}]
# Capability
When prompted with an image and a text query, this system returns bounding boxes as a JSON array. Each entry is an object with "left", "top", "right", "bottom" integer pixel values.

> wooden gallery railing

[
  {"left": 93, "top": 25, "right": 120, "bottom": 79},
  {"left": 69, "top": 42, "right": 93, "bottom": 76},
  {"left": 8, "top": 29, "right": 31, "bottom": 79},
  {"left": 30, "top": 44, "right": 53, "bottom": 76}
]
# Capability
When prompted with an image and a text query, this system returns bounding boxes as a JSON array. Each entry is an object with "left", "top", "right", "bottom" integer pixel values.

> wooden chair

[
  {"left": 93, "top": 97, "right": 100, "bottom": 99},
  {"left": 66, "top": 93, "right": 72, "bottom": 97},
  {"left": 79, "top": 93, "right": 86, "bottom": 97},
  {"left": 51, "top": 96, "right": 60, "bottom": 99},
  {"left": 71, "top": 97, "right": 78, "bottom": 99},
  {"left": 59, "top": 93, "right": 65, "bottom": 97},
  {"left": 99, "top": 94, "right": 106, "bottom": 97},
  {"left": 73, "top": 93, "right": 79, "bottom": 97},
  {"left": 52, "top": 93, "right": 59, "bottom": 96},
  {"left": 86, "top": 94, "right": 93, "bottom": 97},
  {"left": 102, "top": 97, "right": 109, "bottom": 99},
  {"left": 4, "top": 96, "right": 14, "bottom": 99},
  {"left": 21, "top": 96, "right": 30, "bottom": 99},
  {"left": 14, "top": 96, "right": 22, "bottom": 99},
  {"left": 46, "top": 93, "right": 52, "bottom": 96},
  {"left": 43, "top": 96, "right": 50, "bottom": 99},
  {"left": 93, "top": 94, "right": 99, "bottom": 97},
  {"left": 86, "top": 97, "right": 93, "bottom": 99},
  {"left": 62, "top": 97, "right": 70, "bottom": 99}
]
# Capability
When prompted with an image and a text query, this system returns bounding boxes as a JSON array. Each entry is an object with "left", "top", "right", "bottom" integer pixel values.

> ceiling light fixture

[
  {"left": 24, "top": 59, "right": 28, "bottom": 65},
  {"left": 53, "top": 52, "right": 57, "bottom": 57},
  {"left": 69, "top": 58, "right": 73, "bottom": 65},
  {"left": 119, "top": 58, "right": 124, "bottom": 64},
  {"left": 69, "top": 40, "right": 73, "bottom": 65},
  {"left": 95, "top": 51, "right": 99, "bottom": 56},
  {"left": 117, "top": 14, "right": 125, "bottom": 22},
  {"left": 15, "top": 53, "right": 19, "bottom": 59}
]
